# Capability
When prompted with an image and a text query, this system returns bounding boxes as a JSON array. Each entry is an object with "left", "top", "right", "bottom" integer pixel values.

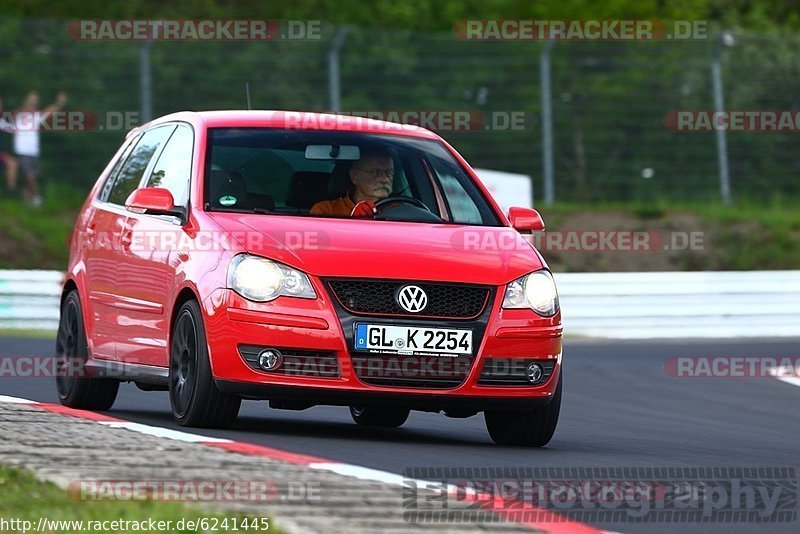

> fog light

[
  {"left": 526, "top": 362, "right": 544, "bottom": 384},
  {"left": 258, "top": 349, "right": 283, "bottom": 371}
]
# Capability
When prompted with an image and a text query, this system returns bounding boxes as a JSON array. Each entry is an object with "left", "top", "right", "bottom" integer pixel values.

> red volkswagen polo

[{"left": 55, "top": 111, "right": 562, "bottom": 446}]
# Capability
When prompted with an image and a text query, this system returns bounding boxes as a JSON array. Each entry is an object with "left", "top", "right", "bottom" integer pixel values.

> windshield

[{"left": 204, "top": 128, "right": 501, "bottom": 226}]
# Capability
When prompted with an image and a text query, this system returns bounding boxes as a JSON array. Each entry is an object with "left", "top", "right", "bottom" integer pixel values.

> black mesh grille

[
  {"left": 326, "top": 279, "right": 491, "bottom": 319},
  {"left": 238, "top": 346, "right": 340, "bottom": 378},
  {"left": 351, "top": 353, "right": 473, "bottom": 389},
  {"left": 477, "top": 359, "right": 556, "bottom": 386}
]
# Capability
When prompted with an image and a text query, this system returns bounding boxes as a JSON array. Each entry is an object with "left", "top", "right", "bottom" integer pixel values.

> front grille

[
  {"left": 326, "top": 279, "right": 491, "bottom": 319},
  {"left": 351, "top": 353, "right": 473, "bottom": 389},
  {"left": 238, "top": 345, "right": 340, "bottom": 378},
  {"left": 477, "top": 359, "right": 556, "bottom": 386}
]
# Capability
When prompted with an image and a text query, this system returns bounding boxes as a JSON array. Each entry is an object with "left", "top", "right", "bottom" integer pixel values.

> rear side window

[
  {"left": 98, "top": 133, "right": 140, "bottom": 202},
  {"left": 104, "top": 125, "right": 175, "bottom": 205},
  {"left": 145, "top": 125, "right": 194, "bottom": 207}
]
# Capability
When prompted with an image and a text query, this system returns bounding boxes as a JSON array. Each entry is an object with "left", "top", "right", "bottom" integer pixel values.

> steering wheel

[{"left": 374, "top": 196, "right": 432, "bottom": 213}]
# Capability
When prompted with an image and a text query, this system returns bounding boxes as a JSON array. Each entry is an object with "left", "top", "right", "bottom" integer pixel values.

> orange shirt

[{"left": 310, "top": 195, "right": 356, "bottom": 217}]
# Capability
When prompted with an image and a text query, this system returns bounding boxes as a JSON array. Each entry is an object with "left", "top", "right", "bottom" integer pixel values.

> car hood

[{"left": 208, "top": 213, "right": 544, "bottom": 285}]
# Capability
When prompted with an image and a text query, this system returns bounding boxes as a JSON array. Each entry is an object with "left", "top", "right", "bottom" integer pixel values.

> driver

[{"left": 310, "top": 147, "right": 394, "bottom": 217}]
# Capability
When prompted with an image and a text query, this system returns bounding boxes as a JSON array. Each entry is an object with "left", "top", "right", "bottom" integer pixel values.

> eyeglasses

[{"left": 354, "top": 167, "right": 395, "bottom": 179}]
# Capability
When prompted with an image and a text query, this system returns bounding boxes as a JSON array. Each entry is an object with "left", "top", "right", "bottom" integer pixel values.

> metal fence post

[
  {"left": 139, "top": 40, "right": 153, "bottom": 123},
  {"left": 328, "top": 26, "right": 349, "bottom": 113},
  {"left": 540, "top": 39, "right": 555, "bottom": 206},
  {"left": 711, "top": 33, "right": 732, "bottom": 205}
]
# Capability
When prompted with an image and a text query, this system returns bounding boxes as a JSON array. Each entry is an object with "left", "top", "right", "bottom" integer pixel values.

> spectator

[
  {"left": 0, "top": 96, "right": 19, "bottom": 196},
  {"left": 12, "top": 90, "right": 68, "bottom": 207}
]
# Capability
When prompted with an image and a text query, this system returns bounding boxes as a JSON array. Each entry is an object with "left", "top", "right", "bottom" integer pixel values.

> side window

[
  {"left": 146, "top": 125, "right": 193, "bottom": 207},
  {"left": 106, "top": 125, "right": 175, "bottom": 205},
  {"left": 429, "top": 157, "right": 483, "bottom": 224},
  {"left": 99, "top": 134, "right": 140, "bottom": 202}
]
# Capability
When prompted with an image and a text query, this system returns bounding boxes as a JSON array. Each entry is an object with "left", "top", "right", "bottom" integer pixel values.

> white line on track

[
  {"left": 308, "top": 462, "right": 410, "bottom": 485},
  {"left": 0, "top": 395, "right": 36, "bottom": 403},
  {"left": 768, "top": 366, "right": 800, "bottom": 388},
  {"left": 775, "top": 376, "right": 800, "bottom": 387},
  {"left": 98, "top": 421, "right": 233, "bottom": 443}
]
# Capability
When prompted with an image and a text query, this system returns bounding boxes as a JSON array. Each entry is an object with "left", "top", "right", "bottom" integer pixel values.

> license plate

[{"left": 354, "top": 323, "right": 472, "bottom": 356}]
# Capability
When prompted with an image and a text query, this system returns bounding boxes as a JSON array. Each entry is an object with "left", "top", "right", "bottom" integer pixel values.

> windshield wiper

[{"left": 252, "top": 207, "right": 272, "bottom": 214}]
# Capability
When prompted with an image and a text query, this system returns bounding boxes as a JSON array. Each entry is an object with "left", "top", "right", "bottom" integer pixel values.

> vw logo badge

[{"left": 397, "top": 285, "right": 428, "bottom": 313}]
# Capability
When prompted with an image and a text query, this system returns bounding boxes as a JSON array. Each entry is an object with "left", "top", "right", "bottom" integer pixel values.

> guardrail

[
  {"left": 1, "top": 270, "right": 798, "bottom": 338},
  {"left": 0, "top": 271, "right": 63, "bottom": 330},
  {"left": 558, "top": 270, "right": 800, "bottom": 338}
]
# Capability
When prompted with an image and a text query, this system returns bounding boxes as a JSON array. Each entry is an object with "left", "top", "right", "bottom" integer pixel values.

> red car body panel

[
  {"left": 208, "top": 213, "right": 544, "bottom": 283},
  {"left": 65, "top": 111, "right": 562, "bottom": 407},
  {"left": 201, "top": 287, "right": 561, "bottom": 400}
]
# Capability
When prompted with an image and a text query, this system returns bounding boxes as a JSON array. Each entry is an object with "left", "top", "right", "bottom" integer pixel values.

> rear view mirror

[
  {"left": 508, "top": 207, "right": 545, "bottom": 232},
  {"left": 305, "top": 144, "right": 361, "bottom": 160}
]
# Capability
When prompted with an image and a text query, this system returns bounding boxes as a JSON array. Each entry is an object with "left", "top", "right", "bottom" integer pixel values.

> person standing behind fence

[
  {"left": 12, "top": 90, "right": 67, "bottom": 207},
  {"left": 0, "top": 96, "right": 19, "bottom": 197}
]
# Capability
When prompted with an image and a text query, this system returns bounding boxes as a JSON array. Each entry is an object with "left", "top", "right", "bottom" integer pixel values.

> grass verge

[
  {"left": 0, "top": 185, "right": 80, "bottom": 270},
  {"left": 0, "top": 464, "right": 281, "bottom": 534},
  {"left": 0, "top": 328, "right": 57, "bottom": 339},
  {"left": 539, "top": 200, "right": 800, "bottom": 271}
]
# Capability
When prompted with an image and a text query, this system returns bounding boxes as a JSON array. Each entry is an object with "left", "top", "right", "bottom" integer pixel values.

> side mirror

[
  {"left": 125, "top": 188, "right": 186, "bottom": 222},
  {"left": 508, "top": 207, "right": 545, "bottom": 232}
]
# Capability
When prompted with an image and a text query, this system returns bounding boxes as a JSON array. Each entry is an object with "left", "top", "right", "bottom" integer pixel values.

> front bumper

[{"left": 202, "top": 285, "right": 562, "bottom": 410}]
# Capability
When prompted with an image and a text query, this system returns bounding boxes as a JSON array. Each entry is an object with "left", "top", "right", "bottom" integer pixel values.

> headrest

[
  {"left": 287, "top": 171, "right": 331, "bottom": 209},
  {"left": 328, "top": 161, "right": 354, "bottom": 198}
]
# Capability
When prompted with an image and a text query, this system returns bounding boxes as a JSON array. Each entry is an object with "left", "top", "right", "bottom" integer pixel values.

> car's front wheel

[
  {"left": 169, "top": 300, "right": 241, "bottom": 428},
  {"left": 55, "top": 290, "right": 119, "bottom": 410},
  {"left": 349, "top": 405, "right": 410, "bottom": 427},
  {"left": 484, "top": 371, "right": 562, "bottom": 446}
]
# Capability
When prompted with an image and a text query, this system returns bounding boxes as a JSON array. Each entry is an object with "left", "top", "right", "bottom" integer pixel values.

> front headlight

[
  {"left": 502, "top": 270, "right": 559, "bottom": 317},
  {"left": 227, "top": 254, "right": 316, "bottom": 302}
]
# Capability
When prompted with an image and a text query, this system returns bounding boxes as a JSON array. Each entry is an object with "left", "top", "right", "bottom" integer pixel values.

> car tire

[
  {"left": 484, "top": 371, "right": 562, "bottom": 447},
  {"left": 349, "top": 405, "right": 410, "bottom": 428},
  {"left": 169, "top": 300, "right": 241, "bottom": 428},
  {"left": 55, "top": 290, "right": 119, "bottom": 410}
]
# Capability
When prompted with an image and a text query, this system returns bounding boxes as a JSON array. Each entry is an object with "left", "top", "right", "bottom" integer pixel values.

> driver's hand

[{"left": 351, "top": 200, "right": 376, "bottom": 218}]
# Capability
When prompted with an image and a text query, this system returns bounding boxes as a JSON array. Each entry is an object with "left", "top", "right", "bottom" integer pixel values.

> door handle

[
  {"left": 120, "top": 229, "right": 133, "bottom": 249},
  {"left": 83, "top": 224, "right": 97, "bottom": 247}
]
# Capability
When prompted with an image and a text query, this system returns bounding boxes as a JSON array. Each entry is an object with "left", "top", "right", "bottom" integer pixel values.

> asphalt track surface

[{"left": 1, "top": 336, "right": 799, "bottom": 534}]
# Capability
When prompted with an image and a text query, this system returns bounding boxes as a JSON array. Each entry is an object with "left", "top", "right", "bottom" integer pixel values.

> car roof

[{"left": 131, "top": 110, "right": 442, "bottom": 141}]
